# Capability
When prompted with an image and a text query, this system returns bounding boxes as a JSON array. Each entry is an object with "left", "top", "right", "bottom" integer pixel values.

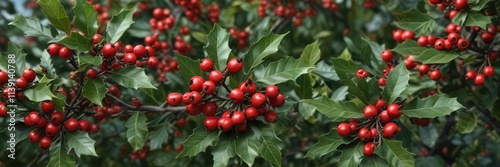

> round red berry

[
  {"left": 264, "top": 110, "right": 278, "bottom": 123},
  {"left": 64, "top": 118, "right": 79, "bottom": 132},
  {"left": 79, "top": 119, "right": 91, "bottom": 132},
  {"left": 337, "top": 122, "right": 352, "bottom": 137},
  {"left": 59, "top": 46, "right": 73, "bottom": 59},
  {"left": 383, "top": 122, "right": 399, "bottom": 138},
  {"left": 22, "top": 68, "right": 36, "bottom": 82},
  {"left": 102, "top": 43, "right": 118, "bottom": 58},
  {"left": 209, "top": 70, "right": 224, "bottom": 84},
  {"left": 229, "top": 88, "right": 244, "bottom": 104},
  {"left": 218, "top": 117, "right": 233, "bottom": 132},
  {"left": 387, "top": 104, "right": 402, "bottom": 119},
  {"left": 483, "top": 66, "right": 495, "bottom": 77},
  {"left": 364, "top": 142, "right": 375, "bottom": 156},
  {"left": 28, "top": 130, "right": 41, "bottom": 143},
  {"left": 45, "top": 122, "right": 60, "bottom": 137},
  {"left": 41, "top": 100, "right": 54, "bottom": 113},
  {"left": 202, "top": 81, "right": 217, "bottom": 94},
  {"left": 47, "top": 44, "right": 61, "bottom": 56},
  {"left": 227, "top": 58, "right": 243, "bottom": 74},
  {"left": 204, "top": 116, "right": 219, "bottom": 131},
  {"left": 251, "top": 93, "right": 267, "bottom": 108},
  {"left": 200, "top": 58, "right": 214, "bottom": 72},
  {"left": 474, "top": 74, "right": 486, "bottom": 86},
  {"left": 244, "top": 107, "right": 259, "bottom": 120},
  {"left": 381, "top": 50, "right": 393, "bottom": 62},
  {"left": 363, "top": 105, "right": 378, "bottom": 118},
  {"left": 40, "top": 136, "right": 52, "bottom": 149},
  {"left": 429, "top": 69, "right": 441, "bottom": 81}
]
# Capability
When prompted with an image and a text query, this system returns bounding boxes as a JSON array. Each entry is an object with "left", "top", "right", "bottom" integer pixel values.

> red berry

[
  {"left": 147, "top": 57, "right": 159, "bottom": 68},
  {"left": 363, "top": 105, "right": 378, "bottom": 118},
  {"left": 200, "top": 58, "right": 214, "bottom": 72},
  {"left": 79, "top": 119, "right": 91, "bottom": 132},
  {"left": 269, "top": 94, "right": 285, "bottom": 107},
  {"left": 244, "top": 107, "right": 259, "bottom": 120},
  {"left": 50, "top": 112, "right": 64, "bottom": 125},
  {"left": 356, "top": 69, "right": 369, "bottom": 79},
  {"left": 189, "top": 76, "right": 205, "bottom": 91},
  {"left": 417, "top": 36, "right": 428, "bottom": 46},
  {"left": 16, "top": 78, "right": 29, "bottom": 89},
  {"left": 265, "top": 85, "right": 280, "bottom": 99},
  {"left": 202, "top": 81, "right": 217, "bottom": 94},
  {"left": 229, "top": 88, "right": 244, "bottom": 104},
  {"left": 358, "top": 127, "right": 372, "bottom": 140},
  {"left": 45, "top": 122, "right": 60, "bottom": 137},
  {"left": 218, "top": 117, "right": 233, "bottom": 132},
  {"left": 87, "top": 69, "right": 98, "bottom": 78},
  {"left": 123, "top": 53, "right": 137, "bottom": 65},
  {"left": 264, "top": 110, "right": 278, "bottom": 123},
  {"left": 447, "top": 32, "right": 460, "bottom": 44},
  {"left": 474, "top": 74, "right": 486, "bottom": 86},
  {"left": 204, "top": 116, "right": 219, "bottom": 131},
  {"left": 370, "top": 128, "right": 378, "bottom": 138},
  {"left": 22, "top": 68, "right": 36, "bottom": 82},
  {"left": 465, "top": 70, "right": 476, "bottom": 80},
  {"left": 209, "top": 70, "right": 224, "bottom": 84},
  {"left": 0, "top": 71, "right": 8, "bottom": 85},
  {"left": 428, "top": 0, "right": 441, "bottom": 5},
  {"left": 401, "top": 30, "right": 415, "bottom": 40},
  {"left": 227, "top": 58, "right": 243, "bottom": 73},
  {"left": 59, "top": 46, "right": 73, "bottom": 59},
  {"left": 374, "top": 99, "right": 387, "bottom": 110},
  {"left": 190, "top": 91, "right": 202, "bottom": 105},
  {"left": 47, "top": 43, "right": 61, "bottom": 56},
  {"left": 418, "top": 64, "right": 430, "bottom": 75},
  {"left": 41, "top": 100, "right": 54, "bottom": 113},
  {"left": 251, "top": 93, "right": 267, "bottom": 108},
  {"left": 186, "top": 103, "right": 202, "bottom": 115},
  {"left": 482, "top": 32, "right": 494, "bottom": 43},
  {"left": 89, "top": 124, "right": 100, "bottom": 133},
  {"left": 28, "top": 130, "right": 41, "bottom": 143},
  {"left": 378, "top": 78, "right": 387, "bottom": 86},
  {"left": 427, "top": 35, "right": 437, "bottom": 45},
  {"left": 337, "top": 123, "right": 352, "bottom": 137},
  {"left": 379, "top": 110, "right": 393, "bottom": 124},
  {"left": 454, "top": 0, "right": 468, "bottom": 10},
  {"left": 92, "top": 34, "right": 102, "bottom": 44},
  {"left": 387, "top": 104, "right": 402, "bottom": 119},
  {"left": 392, "top": 29, "right": 403, "bottom": 42},
  {"left": 182, "top": 92, "right": 193, "bottom": 105},
  {"left": 429, "top": 70, "right": 441, "bottom": 81},
  {"left": 64, "top": 118, "right": 79, "bottom": 132},
  {"left": 364, "top": 142, "right": 375, "bottom": 156},
  {"left": 434, "top": 39, "right": 445, "bottom": 50},
  {"left": 383, "top": 122, "right": 399, "bottom": 138},
  {"left": 405, "top": 55, "right": 417, "bottom": 69},
  {"left": 0, "top": 104, "right": 6, "bottom": 117},
  {"left": 133, "top": 45, "right": 147, "bottom": 58},
  {"left": 202, "top": 102, "right": 217, "bottom": 116},
  {"left": 483, "top": 66, "right": 495, "bottom": 77},
  {"left": 231, "top": 111, "right": 246, "bottom": 125},
  {"left": 40, "top": 136, "right": 52, "bottom": 149},
  {"left": 102, "top": 43, "right": 118, "bottom": 58},
  {"left": 167, "top": 92, "right": 182, "bottom": 106},
  {"left": 457, "top": 38, "right": 469, "bottom": 50},
  {"left": 381, "top": 50, "right": 393, "bottom": 62}
]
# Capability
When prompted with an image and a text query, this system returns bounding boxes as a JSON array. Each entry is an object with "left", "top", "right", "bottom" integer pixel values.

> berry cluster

[
  {"left": 86, "top": 0, "right": 110, "bottom": 26},
  {"left": 0, "top": 68, "right": 38, "bottom": 103},
  {"left": 150, "top": 7, "right": 175, "bottom": 31},
  {"left": 207, "top": 4, "right": 220, "bottom": 23},
  {"left": 129, "top": 144, "right": 150, "bottom": 160},
  {"left": 166, "top": 57, "right": 285, "bottom": 133},
  {"left": 428, "top": 0, "right": 468, "bottom": 20},
  {"left": 258, "top": 0, "right": 318, "bottom": 26},
  {"left": 173, "top": 0, "right": 203, "bottom": 22},
  {"left": 47, "top": 43, "right": 73, "bottom": 60},
  {"left": 337, "top": 99, "right": 402, "bottom": 156},
  {"left": 229, "top": 28, "right": 250, "bottom": 49}
]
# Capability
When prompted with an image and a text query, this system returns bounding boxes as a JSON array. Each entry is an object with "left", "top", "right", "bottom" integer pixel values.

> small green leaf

[
  {"left": 40, "top": 50, "right": 57, "bottom": 78},
  {"left": 177, "top": 55, "right": 206, "bottom": 81},
  {"left": 106, "top": 7, "right": 136, "bottom": 43},
  {"left": 294, "top": 74, "right": 313, "bottom": 99},
  {"left": 235, "top": 128, "right": 260, "bottom": 166},
  {"left": 403, "top": 95, "right": 465, "bottom": 118},
  {"left": 313, "top": 61, "right": 339, "bottom": 81},
  {"left": 212, "top": 134, "right": 236, "bottom": 167},
  {"left": 8, "top": 15, "right": 53, "bottom": 40},
  {"left": 125, "top": 113, "right": 149, "bottom": 150},
  {"left": 362, "top": 38, "right": 384, "bottom": 62},
  {"left": 82, "top": 79, "right": 107, "bottom": 106},
  {"left": 464, "top": 11, "right": 492, "bottom": 30},
  {"left": 299, "top": 40, "right": 321, "bottom": 65},
  {"left": 396, "top": 9, "right": 437, "bottom": 34},
  {"left": 360, "top": 155, "right": 390, "bottom": 167},
  {"left": 455, "top": 111, "right": 477, "bottom": 134},
  {"left": 414, "top": 49, "right": 460, "bottom": 64},
  {"left": 375, "top": 139, "right": 415, "bottom": 167},
  {"left": 471, "top": 0, "right": 492, "bottom": 11},
  {"left": 66, "top": 131, "right": 98, "bottom": 157},
  {"left": 23, "top": 83, "right": 56, "bottom": 102},
  {"left": 305, "top": 129, "right": 351, "bottom": 158},
  {"left": 302, "top": 96, "right": 364, "bottom": 121},
  {"left": 339, "top": 48, "right": 352, "bottom": 60},
  {"left": 251, "top": 123, "right": 282, "bottom": 167},
  {"left": 148, "top": 124, "right": 170, "bottom": 150},
  {"left": 338, "top": 141, "right": 364, "bottom": 167},
  {"left": 255, "top": 57, "right": 315, "bottom": 85},
  {"left": 37, "top": 0, "right": 71, "bottom": 33},
  {"left": 47, "top": 142, "right": 75, "bottom": 167},
  {"left": 73, "top": 0, "right": 98, "bottom": 39},
  {"left": 391, "top": 40, "right": 427, "bottom": 56},
  {"left": 451, "top": 12, "right": 467, "bottom": 27},
  {"left": 57, "top": 32, "right": 92, "bottom": 52},
  {"left": 111, "top": 67, "right": 155, "bottom": 89},
  {"left": 177, "top": 127, "right": 219, "bottom": 158},
  {"left": 243, "top": 32, "right": 287, "bottom": 75},
  {"left": 204, "top": 24, "right": 231, "bottom": 70},
  {"left": 77, "top": 53, "right": 103, "bottom": 72},
  {"left": 382, "top": 63, "right": 410, "bottom": 104},
  {"left": 192, "top": 31, "right": 207, "bottom": 44}
]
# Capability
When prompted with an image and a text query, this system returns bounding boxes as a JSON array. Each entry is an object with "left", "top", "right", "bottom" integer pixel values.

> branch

[
  {"left": 430, "top": 113, "right": 456, "bottom": 164},
  {"left": 105, "top": 93, "right": 185, "bottom": 113}
]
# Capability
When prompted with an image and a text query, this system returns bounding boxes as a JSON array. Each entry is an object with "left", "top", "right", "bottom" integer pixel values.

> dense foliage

[{"left": 0, "top": 0, "right": 500, "bottom": 166}]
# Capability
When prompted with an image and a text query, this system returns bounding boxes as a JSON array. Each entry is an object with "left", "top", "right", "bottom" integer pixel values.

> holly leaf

[
  {"left": 125, "top": 113, "right": 149, "bottom": 150},
  {"left": 382, "top": 63, "right": 410, "bottom": 104},
  {"left": 471, "top": 0, "right": 492, "bottom": 11},
  {"left": 305, "top": 129, "right": 351, "bottom": 158},
  {"left": 57, "top": 32, "right": 92, "bottom": 52},
  {"left": 255, "top": 57, "right": 315, "bottom": 85},
  {"left": 391, "top": 40, "right": 426, "bottom": 56},
  {"left": 235, "top": 127, "right": 260, "bottom": 166},
  {"left": 294, "top": 74, "right": 313, "bottom": 99},
  {"left": 23, "top": 83, "right": 57, "bottom": 102},
  {"left": 177, "top": 127, "right": 219, "bottom": 158},
  {"left": 302, "top": 96, "right": 364, "bottom": 121},
  {"left": 464, "top": 11, "right": 492, "bottom": 30},
  {"left": 111, "top": 67, "right": 155, "bottom": 89},
  {"left": 37, "top": 0, "right": 71, "bottom": 33},
  {"left": 40, "top": 50, "right": 57, "bottom": 78},
  {"left": 403, "top": 95, "right": 465, "bottom": 118},
  {"left": 82, "top": 79, "right": 107, "bottom": 106},
  {"left": 455, "top": 111, "right": 477, "bottom": 134},
  {"left": 8, "top": 15, "right": 53, "bottom": 40},
  {"left": 212, "top": 134, "right": 236, "bottom": 167},
  {"left": 73, "top": 0, "right": 98, "bottom": 39},
  {"left": 204, "top": 24, "right": 231, "bottom": 70},
  {"left": 243, "top": 32, "right": 287, "bottom": 75},
  {"left": 251, "top": 123, "right": 282, "bottom": 167},
  {"left": 4, "top": 43, "right": 27, "bottom": 76},
  {"left": 47, "top": 142, "right": 75, "bottom": 167},
  {"left": 414, "top": 49, "right": 460, "bottom": 64},
  {"left": 362, "top": 38, "right": 384, "bottom": 62},
  {"left": 148, "top": 124, "right": 170, "bottom": 150},
  {"left": 360, "top": 155, "right": 390, "bottom": 167},
  {"left": 396, "top": 9, "right": 437, "bottom": 34},
  {"left": 299, "top": 40, "right": 321, "bottom": 66},
  {"left": 77, "top": 53, "right": 102, "bottom": 72},
  {"left": 66, "top": 131, "right": 98, "bottom": 157},
  {"left": 106, "top": 7, "right": 136, "bottom": 43},
  {"left": 177, "top": 55, "right": 206, "bottom": 81},
  {"left": 338, "top": 141, "right": 364, "bottom": 167},
  {"left": 375, "top": 139, "right": 415, "bottom": 167}
]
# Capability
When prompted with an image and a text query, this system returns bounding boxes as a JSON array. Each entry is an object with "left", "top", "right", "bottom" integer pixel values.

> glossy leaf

[
  {"left": 23, "top": 83, "right": 57, "bottom": 102},
  {"left": 177, "top": 55, "right": 206, "bottom": 81},
  {"left": 212, "top": 134, "right": 236, "bottom": 167},
  {"left": 235, "top": 128, "right": 260, "bottom": 166},
  {"left": 305, "top": 129, "right": 351, "bottom": 158},
  {"left": 382, "top": 63, "right": 410, "bottom": 104},
  {"left": 66, "top": 131, "right": 98, "bottom": 157},
  {"left": 299, "top": 40, "right": 321, "bottom": 65},
  {"left": 313, "top": 61, "right": 339, "bottom": 81},
  {"left": 414, "top": 49, "right": 459, "bottom": 64},
  {"left": 391, "top": 40, "right": 426, "bottom": 56},
  {"left": 375, "top": 139, "right": 415, "bottom": 167},
  {"left": 403, "top": 95, "right": 465, "bottom": 118},
  {"left": 125, "top": 113, "right": 149, "bottom": 150},
  {"left": 77, "top": 53, "right": 103, "bottom": 72},
  {"left": 73, "top": 0, "right": 98, "bottom": 38},
  {"left": 111, "top": 67, "right": 155, "bottom": 89},
  {"left": 455, "top": 111, "right": 477, "bottom": 134},
  {"left": 255, "top": 57, "right": 315, "bottom": 85},
  {"left": 360, "top": 155, "right": 390, "bottom": 167},
  {"left": 302, "top": 96, "right": 364, "bottom": 121},
  {"left": 148, "top": 124, "right": 170, "bottom": 150},
  {"left": 251, "top": 123, "right": 282, "bottom": 167},
  {"left": 57, "top": 32, "right": 92, "bottom": 52},
  {"left": 177, "top": 127, "right": 219, "bottom": 157},
  {"left": 47, "top": 142, "right": 75, "bottom": 167},
  {"left": 243, "top": 32, "right": 287, "bottom": 75},
  {"left": 40, "top": 50, "right": 57, "bottom": 78},
  {"left": 37, "top": 0, "right": 71, "bottom": 33},
  {"left": 5, "top": 43, "right": 27, "bottom": 76},
  {"left": 338, "top": 141, "right": 364, "bottom": 167},
  {"left": 106, "top": 7, "right": 136, "bottom": 43},
  {"left": 204, "top": 24, "right": 231, "bottom": 70},
  {"left": 294, "top": 74, "right": 313, "bottom": 99},
  {"left": 464, "top": 11, "right": 492, "bottom": 30},
  {"left": 8, "top": 15, "right": 53, "bottom": 40},
  {"left": 471, "top": 0, "right": 492, "bottom": 11},
  {"left": 82, "top": 79, "right": 107, "bottom": 106},
  {"left": 396, "top": 9, "right": 437, "bottom": 34},
  {"left": 362, "top": 38, "right": 384, "bottom": 62}
]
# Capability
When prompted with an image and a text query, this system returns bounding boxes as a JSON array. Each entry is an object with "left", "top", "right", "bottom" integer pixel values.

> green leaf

[
  {"left": 294, "top": 74, "right": 313, "bottom": 99},
  {"left": 360, "top": 155, "right": 390, "bottom": 167},
  {"left": 66, "top": 131, "right": 98, "bottom": 157},
  {"left": 82, "top": 79, "right": 107, "bottom": 106},
  {"left": 403, "top": 95, "right": 465, "bottom": 118},
  {"left": 125, "top": 113, "right": 149, "bottom": 150},
  {"left": 111, "top": 67, "right": 155, "bottom": 89},
  {"left": 332, "top": 58, "right": 379, "bottom": 104},
  {"left": 40, "top": 50, "right": 57, "bottom": 78},
  {"left": 8, "top": 15, "right": 53, "bottom": 40},
  {"left": 37, "top": 0, "right": 71, "bottom": 33},
  {"left": 362, "top": 38, "right": 384, "bottom": 62},
  {"left": 464, "top": 11, "right": 492, "bottom": 30},
  {"left": 23, "top": 83, "right": 56, "bottom": 102},
  {"left": 251, "top": 123, "right": 282, "bottom": 167},
  {"left": 177, "top": 127, "right": 219, "bottom": 158},
  {"left": 204, "top": 24, "right": 231, "bottom": 70},
  {"left": 471, "top": 0, "right": 492, "bottom": 11},
  {"left": 192, "top": 31, "right": 207, "bottom": 44},
  {"left": 338, "top": 141, "right": 364, "bottom": 167},
  {"left": 57, "top": 32, "right": 92, "bottom": 52},
  {"left": 212, "top": 134, "right": 236, "bottom": 167},
  {"left": 382, "top": 63, "right": 410, "bottom": 104},
  {"left": 414, "top": 49, "right": 460, "bottom": 64},
  {"left": 177, "top": 55, "right": 206, "bottom": 81},
  {"left": 243, "top": 32, "right": 287, "bottom": 75},
  {"left": 451, "top": 11, "right": 467, "bottom": 27},
  {"left": 4, "top": 43, "right": 27, "bottom": 76},
  {"left": 302, "top": 96, "right": 364, "bottom": 121},
  {"left": 73, "top": 0, "right": 98, "bottom": 39},
  {"left": 375, "top": 139, "right": 415, "bottom": 167},
  {"left": 415, "top": 156, "right": 448, "bottom": 167},
  {"left": 339, "top": 48, "right": 352, "bottom": 60},
  {"left": 77, "top": 53, "right": 103, "bottom": 72},
  {"left": 455, "top": 111, "right": 477, "bottom": 134},
  {"left": 148, "top": 124, "right": 170, "bottom": 150},
  {"left": 235, "top": 128, "right": 260, "bottom": 166},
  {"left": 47, "top": 142, "right": 75, "bottom": 167},
  {"left": 391, "top": 40, "right": 427, "bottom": 56},
  {"left": 305, "top": 129, "right": 351, "bottom": 158},
  {"left": 313, "top": 61, "right": 339, "bottom": 81},
  {"left": 255, "top": 57, "right": 315, "bottom": 85},
  {"left": 396, "top": 9, "right": 437, "bottom": 34},
  {"left": 106, "top": 7, "right": 136, "bottom": 43},
  {"left": 299, "top": 40, "right": 321, "bottom": 65}
]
